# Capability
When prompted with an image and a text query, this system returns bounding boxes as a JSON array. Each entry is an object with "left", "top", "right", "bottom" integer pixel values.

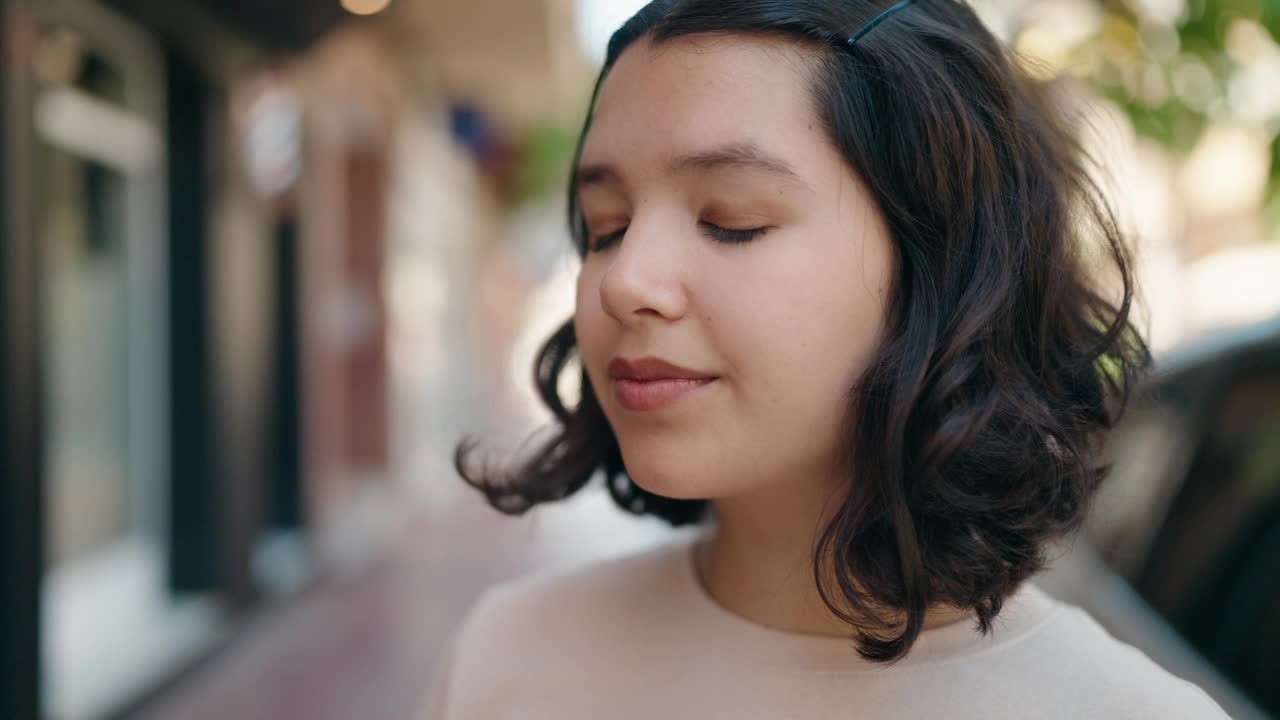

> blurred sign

[
  {"left": 34, "top": 87, "right": 162, "bottom": 174},
  {"left": 239, "top": 81, "right": 304, "bottom": 201}
]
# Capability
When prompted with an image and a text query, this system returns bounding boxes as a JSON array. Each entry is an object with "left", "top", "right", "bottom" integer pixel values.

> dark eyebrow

[
  {"left": 575, "top": 141, "right": 807, "bottom": 193},
  {"left": 665, "top": 142, "right": 803, "bottom": 182},
  {"left": 575, "top": 163, "right": 621, "bottom": 191}
]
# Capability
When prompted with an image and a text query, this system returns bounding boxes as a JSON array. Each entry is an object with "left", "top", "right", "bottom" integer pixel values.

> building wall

[{"left": 397, "top": 0, "right": 592, "bottom": 128}]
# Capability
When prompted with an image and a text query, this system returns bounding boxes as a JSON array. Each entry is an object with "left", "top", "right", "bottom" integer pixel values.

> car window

[{"left": 1134, "top": 366, "right": 1280, "bottom": 716}]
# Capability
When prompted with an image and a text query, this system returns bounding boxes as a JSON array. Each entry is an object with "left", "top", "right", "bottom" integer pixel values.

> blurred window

[
  {"left": 32, "top": 5, "right": 220, "bottom": 719},
  {"left": 39, "top": 41, "right": 134, "bottom": 569}
]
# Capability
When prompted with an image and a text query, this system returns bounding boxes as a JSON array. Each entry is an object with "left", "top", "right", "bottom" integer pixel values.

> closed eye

[
  {"left": 587, "top": 222, "right": 770, "bottom": 253},
  {"left": 700, "top": 222, "right": 769, "bottom": 244},
  {"left": 589, "top": 228, "right": 627, "bottom": 252}
]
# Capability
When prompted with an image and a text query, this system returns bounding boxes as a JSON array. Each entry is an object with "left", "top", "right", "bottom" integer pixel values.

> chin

[{"left": 618, "top": 446, "right": 719, "bottom": 501}]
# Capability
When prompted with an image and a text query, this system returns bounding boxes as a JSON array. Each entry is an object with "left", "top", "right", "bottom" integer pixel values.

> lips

[{"left": 607, "top": 357, "right": 718, "bottom": 412}]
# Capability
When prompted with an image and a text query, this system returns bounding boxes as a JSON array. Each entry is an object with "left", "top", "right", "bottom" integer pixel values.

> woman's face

[{"left": 574, "top": 34, "right": 895, "bottom": 502}]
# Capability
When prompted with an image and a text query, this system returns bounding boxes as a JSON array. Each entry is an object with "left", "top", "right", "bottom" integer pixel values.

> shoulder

[
  {"left": 472, "top": 536, "right": 681, "bottom": 629},
  {"left": 993, "top": 597, "right": 1230, "bottom": 719},
  {"left": 452, "top": 535, "right": 688, "bottom": 663},
  {"left": 421, "top": 538, "right": 687, "bottom": 719}
]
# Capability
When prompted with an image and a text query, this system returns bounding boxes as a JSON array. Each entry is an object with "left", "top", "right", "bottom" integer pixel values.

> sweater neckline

[{"left": 663, "top": 530, "right": 1062, "bottom": 673}]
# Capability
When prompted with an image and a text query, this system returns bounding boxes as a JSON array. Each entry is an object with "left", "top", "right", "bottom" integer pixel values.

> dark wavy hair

[{"left": 456, "top": 0, "right": 1152, "bottom": 663}]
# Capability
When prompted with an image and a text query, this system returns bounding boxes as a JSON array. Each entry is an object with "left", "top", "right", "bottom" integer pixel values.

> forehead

[{"left": 581, "top": 33, "right": 831, "bottom": 173}]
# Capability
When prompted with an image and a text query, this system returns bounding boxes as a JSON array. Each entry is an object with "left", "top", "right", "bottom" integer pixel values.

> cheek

[
  {"left": 574, "top": 266, "right": 611, "bottom": 389},
  {"left": 802, "top": 280, "right": 889, "bottom": 394},
  {"left": 721, "top": 240, "right": 892, "bottom": 423}
]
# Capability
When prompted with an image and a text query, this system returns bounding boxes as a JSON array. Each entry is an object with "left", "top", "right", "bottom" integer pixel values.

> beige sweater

[{"left": 421, "top": 531, "right": 1228, "bottom": 719}]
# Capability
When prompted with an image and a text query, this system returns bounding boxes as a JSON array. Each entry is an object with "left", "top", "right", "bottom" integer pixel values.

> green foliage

[
  {"left": 1085, "top": 0, "right": 1280, "bottom": 240},
  {"left": 1272, "top": 128, "right": 1280, "bottom": 191},
  {"left": 512, "top": 122, "right": 578, "bottom": 206}
]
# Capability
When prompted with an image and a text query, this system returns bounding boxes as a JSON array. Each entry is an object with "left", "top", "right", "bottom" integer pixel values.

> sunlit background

[{"left": 1, "top": 0, "right": 1278, "bottom": 718}]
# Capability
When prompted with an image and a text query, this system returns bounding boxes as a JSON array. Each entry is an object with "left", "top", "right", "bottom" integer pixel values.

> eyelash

[{"left": 589, "top": 222, "right": 769, "bottom": 252}]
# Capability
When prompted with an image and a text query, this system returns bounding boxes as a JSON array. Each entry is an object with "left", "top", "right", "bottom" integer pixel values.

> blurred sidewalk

[{"left": 134, "top": 464, "right": 672, "bottom": 720}]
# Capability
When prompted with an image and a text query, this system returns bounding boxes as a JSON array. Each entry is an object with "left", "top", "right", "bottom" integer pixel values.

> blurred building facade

[{"left": 0, "top": 0, "right": 589, "bottom": 717}]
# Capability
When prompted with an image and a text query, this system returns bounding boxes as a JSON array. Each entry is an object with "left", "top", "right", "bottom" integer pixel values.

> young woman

[{"left": 425, "top": 1, "right": 1229, "bottom": 717}]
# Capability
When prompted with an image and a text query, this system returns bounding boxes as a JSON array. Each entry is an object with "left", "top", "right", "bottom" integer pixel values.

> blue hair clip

[{"left": 847, "top": 0, "right": 916, "bottom": 45}]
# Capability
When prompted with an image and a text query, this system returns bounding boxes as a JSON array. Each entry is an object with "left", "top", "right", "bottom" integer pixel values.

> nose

[{"left": 598, "top": 216, "right": 688, "bottom": 327}]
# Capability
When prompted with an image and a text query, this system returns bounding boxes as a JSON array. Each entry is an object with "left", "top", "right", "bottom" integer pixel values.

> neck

[{"left": 695, "top": 483, "right": 972, "bottom": 638}]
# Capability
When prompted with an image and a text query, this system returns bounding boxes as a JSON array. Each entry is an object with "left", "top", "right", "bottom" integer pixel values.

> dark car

[{"left": 1040, "top": 313, "right": 1280, "bottom": 720}]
